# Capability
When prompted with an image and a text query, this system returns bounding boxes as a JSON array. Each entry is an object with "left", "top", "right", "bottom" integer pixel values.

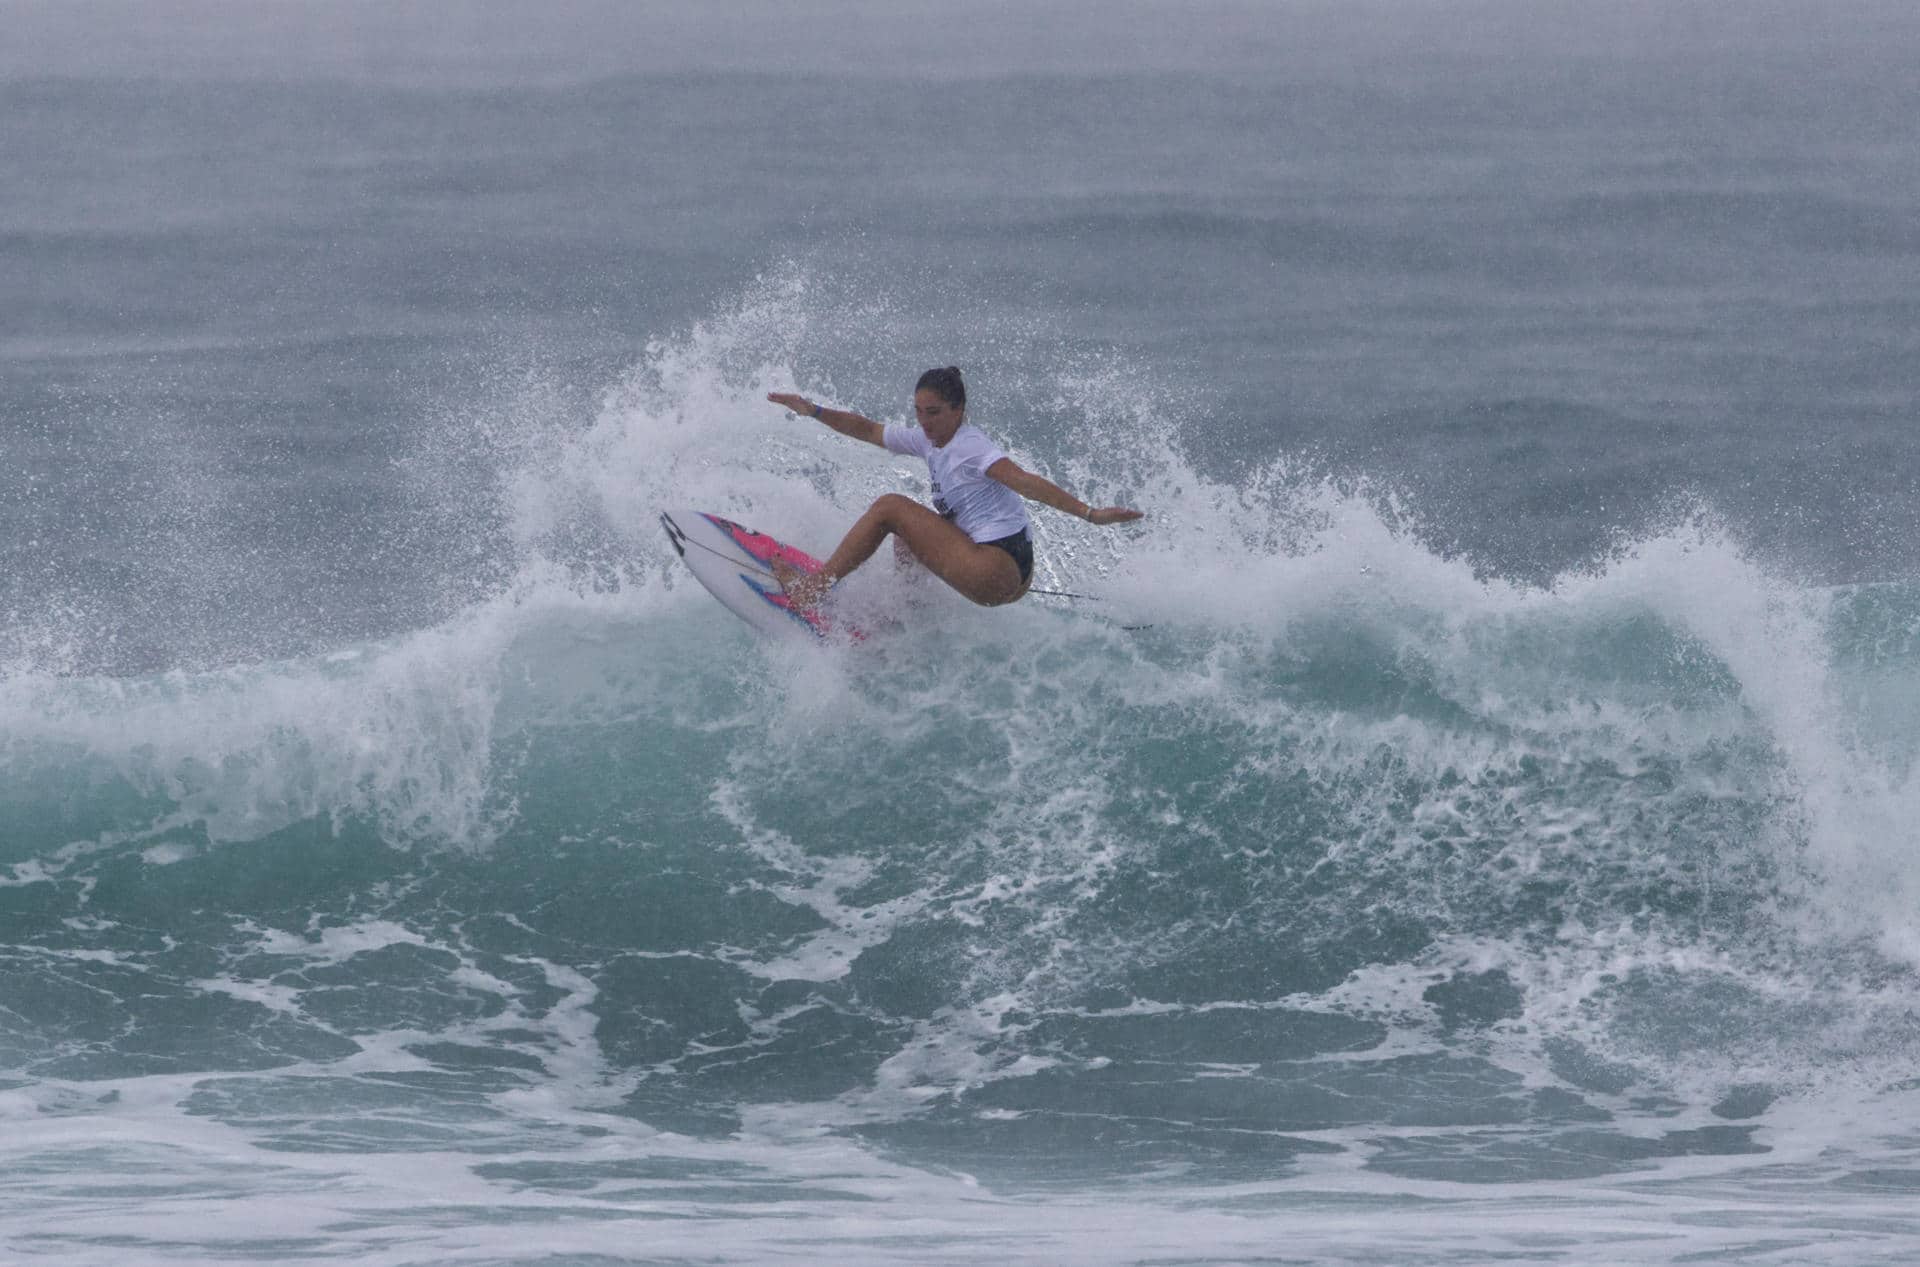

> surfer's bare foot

[{"left": 772, "top": 560, "right": 830, "bottom": 611}]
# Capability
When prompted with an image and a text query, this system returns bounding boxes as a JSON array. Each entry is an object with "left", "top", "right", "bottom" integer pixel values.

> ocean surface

[{"left": 5, "top": 2, "right": 1920, "bottom": 1262}]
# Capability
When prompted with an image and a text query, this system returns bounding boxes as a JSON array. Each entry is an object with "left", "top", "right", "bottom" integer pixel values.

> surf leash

[{"left": 1026, "top": 587, "right": 1153, "bottom": 631}]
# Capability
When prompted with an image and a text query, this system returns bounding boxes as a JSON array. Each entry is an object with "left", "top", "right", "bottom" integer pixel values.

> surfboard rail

[{"left": 660, "top": 509, "right": 857, "bottom": 640}]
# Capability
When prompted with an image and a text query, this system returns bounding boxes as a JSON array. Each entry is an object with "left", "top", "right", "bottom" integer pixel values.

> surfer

[{"left": 766, "top": 367, "right": 1143, "bottom": 610}]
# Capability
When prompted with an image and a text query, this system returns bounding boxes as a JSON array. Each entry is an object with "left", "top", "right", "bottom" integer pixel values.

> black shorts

[{"left": 983, "top": 528, "right": 1033, "bottom": 585}]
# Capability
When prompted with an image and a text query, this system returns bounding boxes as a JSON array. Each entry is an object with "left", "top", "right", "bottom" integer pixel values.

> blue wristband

[{"left": 811, "top": 402, "right": 824, "bottom": 418}]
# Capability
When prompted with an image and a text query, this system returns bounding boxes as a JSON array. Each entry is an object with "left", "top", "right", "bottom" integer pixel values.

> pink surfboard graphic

[
  {"left": 703, "top": 513, "right": 835, "bottom": 636},
  {"left": 661, "top": 510, "right": 862, "bottom": 641}
]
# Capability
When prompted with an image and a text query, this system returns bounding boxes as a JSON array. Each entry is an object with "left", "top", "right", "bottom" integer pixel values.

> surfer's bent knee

[{"left": 870, "top": 492, "right": 919, "bottom": 522}]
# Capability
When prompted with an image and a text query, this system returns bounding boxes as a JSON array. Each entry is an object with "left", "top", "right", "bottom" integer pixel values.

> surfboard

[{"left": 659, "top": 509, "right": 853, "bottom": 640}]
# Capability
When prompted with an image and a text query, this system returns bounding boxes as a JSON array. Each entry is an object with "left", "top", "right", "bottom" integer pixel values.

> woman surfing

[{"left": 766, "top": 367, "right": 1143, "bottom": 611}]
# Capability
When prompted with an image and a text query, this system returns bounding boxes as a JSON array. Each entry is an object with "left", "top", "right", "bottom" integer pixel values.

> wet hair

[{"left": 914, "top": 366, "right": 966, "bottom": 410}]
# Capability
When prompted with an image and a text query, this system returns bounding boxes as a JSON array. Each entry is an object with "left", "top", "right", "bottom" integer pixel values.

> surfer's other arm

[
  {"left": 986, "top": 458, "right": 1144, "bottom": 527},
  {"left": 767, "top": 393, "right": 884, "bottom": 447}
]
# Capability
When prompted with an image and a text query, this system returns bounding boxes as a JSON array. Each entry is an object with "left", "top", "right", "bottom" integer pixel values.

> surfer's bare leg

[{"left": 780, "top": 494, "right": 1026, "bottom": 610}]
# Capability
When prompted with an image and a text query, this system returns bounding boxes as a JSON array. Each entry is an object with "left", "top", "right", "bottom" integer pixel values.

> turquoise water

[{"left": 5, "top": 3, "right": 1920, "bottom": 1262}]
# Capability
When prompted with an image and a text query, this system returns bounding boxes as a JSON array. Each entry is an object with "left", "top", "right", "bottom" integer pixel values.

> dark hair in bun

[{"left": 914, "top": 366, "right": 966, "bottom": 409}]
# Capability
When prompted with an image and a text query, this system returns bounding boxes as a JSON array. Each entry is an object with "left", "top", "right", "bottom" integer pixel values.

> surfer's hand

[
  {"left": 1088, "top": 507, "right": 1145, "bottom": 526},
  {"left": 767, "top": 392, "right": 813, "bottom": 417}
]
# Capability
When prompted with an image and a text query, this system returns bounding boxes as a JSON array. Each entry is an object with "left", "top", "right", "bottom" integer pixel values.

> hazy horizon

[{"left": 6, "top": 0, "right": 1917, "bottom": 86}]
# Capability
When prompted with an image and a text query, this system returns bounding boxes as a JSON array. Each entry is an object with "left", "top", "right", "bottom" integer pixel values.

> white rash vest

[{"left": 881, "top": 422, "right": 1032, "bottom": 543}]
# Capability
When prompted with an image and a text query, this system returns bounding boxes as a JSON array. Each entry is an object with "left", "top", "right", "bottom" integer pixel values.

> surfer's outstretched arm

[
  {"left": 767, "top": 393, "right": 884, "bottom": 447},
  {"left": 986, "top": 458, "right": 1145, "bottom": 527}
]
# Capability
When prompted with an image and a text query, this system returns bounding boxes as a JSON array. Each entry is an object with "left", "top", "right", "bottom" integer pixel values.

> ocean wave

[{"left": 4, "top": 276, "right": 1919, "bottom": 1195}]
